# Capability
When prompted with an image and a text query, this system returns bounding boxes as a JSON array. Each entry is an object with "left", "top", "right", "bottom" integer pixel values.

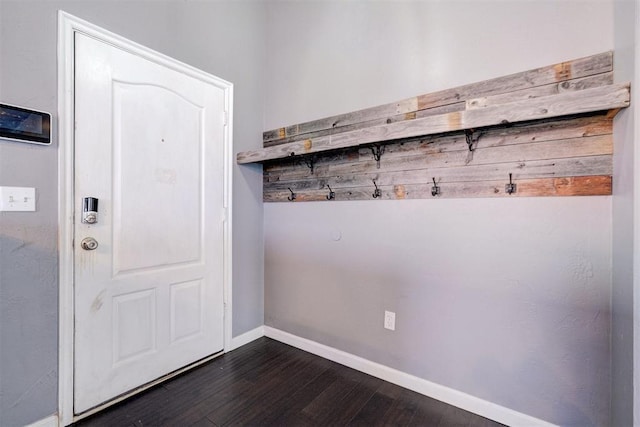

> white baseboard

[
  {"left": 264, "top": 326, "right": 556, "bottom": 427},
  {"left": 229, "top": 325, "right": 264, "bottom": 351},
  {"left": 25, "top": 414, "right": 58, "bottom": 427}
]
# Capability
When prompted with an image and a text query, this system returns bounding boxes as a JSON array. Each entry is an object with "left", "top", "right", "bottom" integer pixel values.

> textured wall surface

[
  {"left": 263, "top": 1, "right": 616, "bottom": 426},
  {"left": 611, "top": 1, "right": 637, "bottom": 425},
  {"left": 0, "top": 2, "right": 265, "bottom": 425},
  {"left": 265, "top": 199, "right": 612, "bottom": 426}
]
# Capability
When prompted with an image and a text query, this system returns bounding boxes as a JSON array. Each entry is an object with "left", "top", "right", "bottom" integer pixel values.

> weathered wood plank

[
  {"left": 517, "top": 175, "right": 611, "bottom": 196},
  {"left": 355, "top": 114, "right": 613, "bottom": 161},
  {"left": 263, "top": 102, "right": 465, "bottom": 148},
  {"left": 262, "top": 114, "right": 612, "bottom": 175},
  {"left": 264, "top": 77, "right": 604, "bottom": 149},
  {"left": 265, "top": 155, "right": 612, "bottom": 192},
  {"left": 265, "top": 135, "right": 612, "bottom": 184},
  {"left": 263, "top": 175, "right": 611, "bottom": 202},
  {"left": 263, "top": 51, "right": 613, "bottom": 144},
  {"left": 238, "top": 83, "right": 628, "bottom": 164},
  {"left": 262, "top": 98, "right": 419, "bottom": 143},
  {"left": 466, "top": 72, "right": 613, "bottom": 109},
  {"left": 417, "top": 52, "right": 613, "bottom": 110}
]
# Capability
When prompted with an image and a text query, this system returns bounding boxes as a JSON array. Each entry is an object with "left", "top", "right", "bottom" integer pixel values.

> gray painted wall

[
  {"left": 0, "top": 1, "right": 265, "bottom": 425},
  {"left": 612, "top": 1, "right": 636, "bottom": 425},
  {"left": 263, "top": 1, "right": 616, "bottom": 426}
]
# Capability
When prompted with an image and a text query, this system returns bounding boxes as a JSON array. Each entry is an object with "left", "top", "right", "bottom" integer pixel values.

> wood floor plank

[
  {"left": 73, "top": 381, "right": 172, "bottom": 426},
  {"left": 189, "top": 417, "right": 217, "bottom": 427},
  {"left": 374, "top": 384, "right": 421, "bottom": 426},
  {"left": 301, "top": 365, "right": 384, "bottom": 425},
  {"left": 204, "top": 356, "right": 310, "bottom": 424},
  {"left": 161, "top": 344, "right": 303, "bottom": 425},
  {"left": 347, "top": 388, "right": 397, "bottom": 426},
  {"left": 158, "top": 379, "right": 255, "bottom": 426},
  {"left": 211, "top": 351, "right": 334, "bottom": 426},
  {"left": 240, "top": 359, "right": 336, "bottom": 425},
  {"left": 408, "top": 393, "right": 450, "bottom": 426},
  {"left": 156, "top": 346, "right": 293, "bottom": 425},
  {"left": 73, "top": 337, "right": 506, "bottom": 427},
  {"left": 437, "top": 403, "right": 474, "bottom": 427}
]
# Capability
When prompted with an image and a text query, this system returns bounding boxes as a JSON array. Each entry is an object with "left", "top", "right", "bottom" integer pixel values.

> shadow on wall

[{"left": 0, "top": 233, "right": 58, "bottom": 426}]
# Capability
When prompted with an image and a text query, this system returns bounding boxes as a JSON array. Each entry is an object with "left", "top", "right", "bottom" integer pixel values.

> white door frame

[{"left": 57, "top": 11, "right": 233, "bottom": 426}]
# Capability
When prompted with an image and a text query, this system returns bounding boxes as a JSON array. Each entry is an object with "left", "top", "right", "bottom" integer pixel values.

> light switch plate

[{"left": 0, "top": 186, "right": 36, "bottom": 211}]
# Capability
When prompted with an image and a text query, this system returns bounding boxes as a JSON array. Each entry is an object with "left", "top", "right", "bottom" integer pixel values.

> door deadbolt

[
  {"left": 81, "top": 237, "right": 99, "bottom": 251},
  {"left": 82, "top": 197, "right": 99, "bottom": 224}
]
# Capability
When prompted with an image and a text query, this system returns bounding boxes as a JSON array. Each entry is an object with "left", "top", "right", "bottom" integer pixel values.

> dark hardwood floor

[{"left": 73, "top": 337, "right": 505, "bottom": 427}]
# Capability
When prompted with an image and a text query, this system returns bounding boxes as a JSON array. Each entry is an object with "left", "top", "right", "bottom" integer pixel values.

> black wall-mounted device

[{"left": 0, "top": 103, "right": 51, "bottom": 145}]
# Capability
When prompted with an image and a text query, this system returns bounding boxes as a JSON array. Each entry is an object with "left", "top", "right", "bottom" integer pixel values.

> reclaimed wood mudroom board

[
  {"left": 238, "top": 83, "right": 628, "bottom": 164},
  {"left": 262, "top": 113, "right": 614, "bottom": 201},
  {"left": 264, "top": 176, "right": 612, "bottom": 202},
  {"left": 263, "top": 114, "right": 613, "bottom": 174},
  {"left": 236, "top": 51, "right": 630, "bottom": 202},
  {"left": 265, "top": 135, "right": 612, "bottom": 183}
]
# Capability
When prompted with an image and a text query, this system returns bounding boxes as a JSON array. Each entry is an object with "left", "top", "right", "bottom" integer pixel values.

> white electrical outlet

[
  {"left": 0, "top": 186, "right": 36, "bottom": 212},
  {"left": 384, "top": 310, "right": 396, "bottom": 331}
]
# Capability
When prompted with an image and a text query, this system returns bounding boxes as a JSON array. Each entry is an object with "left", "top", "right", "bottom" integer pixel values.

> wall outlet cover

[{"left": 384, "top": 310, "right": 396, "bottom": 331}]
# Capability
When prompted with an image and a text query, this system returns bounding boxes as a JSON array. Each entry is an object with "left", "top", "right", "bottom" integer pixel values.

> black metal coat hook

[
  {"left": 465, "top": 129, "right": 477, "bottom": 152},
  {"left": 370, "top": 145, "right": 385, "bottom": 169},
  {"left": 372, "top": 180, "right": 382, "bottom": 199},
  {"left": 431, "top": 177, "right": 440, "bottom": 197},
  {"left": 303, "top": 156, "right": 315, "bottom": 175},
  {"left": 287, "top": 187, "right": 297, "bottom": 201},
  {"left": 505, "top": 173, "right": 517, "bottom": 194},
  {"left": 326, "top": 184, "right": 335, "bottom": 200}
]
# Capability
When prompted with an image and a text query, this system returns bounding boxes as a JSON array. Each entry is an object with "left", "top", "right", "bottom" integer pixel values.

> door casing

[{"left": 57, "top": 11, "right": 233, "bottom": 426}]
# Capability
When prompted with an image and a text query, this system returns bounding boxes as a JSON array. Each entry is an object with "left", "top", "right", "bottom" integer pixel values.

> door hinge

[{"left": 223, "top": 111, "right": 229, "bottom": 126}]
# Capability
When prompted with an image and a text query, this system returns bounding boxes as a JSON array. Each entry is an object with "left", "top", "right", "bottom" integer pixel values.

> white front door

[{"left": 73, "top": 32, "right": 227, "bottom": 414}]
